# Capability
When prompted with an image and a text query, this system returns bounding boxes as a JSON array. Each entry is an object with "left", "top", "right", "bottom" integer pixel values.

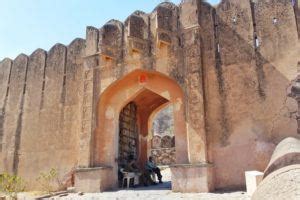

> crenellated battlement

[{"left": 2, "top": 0, "right": 298, "bottom": 71}]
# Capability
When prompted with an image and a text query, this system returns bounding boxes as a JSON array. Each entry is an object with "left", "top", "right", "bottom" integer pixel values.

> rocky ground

[
  {"left": 41, "top": 190, "right": 249, "bottom": 200},
  {"left": 17, "top": 168, "right": 250, "bottom": 200}
]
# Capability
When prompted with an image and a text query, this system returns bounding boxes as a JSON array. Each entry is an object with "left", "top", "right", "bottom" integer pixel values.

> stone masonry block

[
  {"left": 75, "top": 167, "right": 114, "bottom": 193},
  {"left": 245, "top": 171, "right": 264, "bottom": 196}
]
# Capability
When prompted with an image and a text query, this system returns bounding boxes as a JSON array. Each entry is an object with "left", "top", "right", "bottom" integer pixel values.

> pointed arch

[{"left": 91, "top": 69, "right": 189, "bottom": 186}]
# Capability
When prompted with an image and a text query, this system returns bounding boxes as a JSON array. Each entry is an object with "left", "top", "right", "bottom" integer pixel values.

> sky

[{"left": 0, "top": 0, "right": 221, "bottom": 60}]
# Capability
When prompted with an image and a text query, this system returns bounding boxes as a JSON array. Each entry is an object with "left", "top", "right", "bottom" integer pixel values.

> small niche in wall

[
  {"left": 100, "top": 54, "right": 114, "bottom": 66},
  {"left": 130, "top": 48, "right": 141, "bottom": 57},
  {"left": 132, "top": 49, "right": 140, "bottom": 54},
  {"left": 156, "top": 41, "right": 169, "bottom": 58},
  {"left": 158, "top": 41, "right": 169, "bottom": 50},
  {"left": 157, "top": 32, "right": 171, "bottom": 47},
  {"left": 129, "top": 39, "right": 145, "bottom": 55},
  {"left": 105, "top": 56, "right": 113, "bottom": 62},
  {"left": 254, "top": 36, "right": 260, "bottom": 48},
  {"left": 232, "top": 16, "right": 237, "bottom": 24},
  {"left": 273, "top": 17, "right": 278, "bottom": 25}
]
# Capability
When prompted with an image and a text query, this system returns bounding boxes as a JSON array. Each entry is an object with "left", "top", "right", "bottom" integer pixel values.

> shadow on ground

[{"left": 116, "top": 181, "right": 172, "bottom": 191}]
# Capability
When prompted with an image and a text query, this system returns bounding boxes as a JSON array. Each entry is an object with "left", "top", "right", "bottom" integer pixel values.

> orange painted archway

[{"left": 92, "top": 70, "right": 189, "bottom": 185}]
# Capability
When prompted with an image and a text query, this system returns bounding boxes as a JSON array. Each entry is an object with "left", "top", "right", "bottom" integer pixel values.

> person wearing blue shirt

[{"left": 145, "top": 156, "right": 163, "bottom": 183}]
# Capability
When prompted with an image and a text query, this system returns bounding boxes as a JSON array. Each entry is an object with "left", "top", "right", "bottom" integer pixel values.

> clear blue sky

[{"left": 0, "top": 0, "right": 220, "bottom": 60}]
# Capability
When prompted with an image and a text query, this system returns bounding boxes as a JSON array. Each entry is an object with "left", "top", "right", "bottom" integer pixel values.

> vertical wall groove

[
  {"left": 0, "top": 61, "right": 13, "bottom": 152},
  {"left": 250, "top": 0, "right": 266, "bottom": 99},
  {"left": 13, "top": 57, "right": 29, "bottom": 174},
  {"left": 59, "top": 47, "right": 67, "bottom": 133},
  {"left": 61, "top": 48, "right": 68, "bottom": 105},
  {"left": 213, "top": 9, "right": 230, "bottom": 146},
  {"left": 5, "top": 62, "right": 13, "bottom": 98},
  {"left": 40, "top": 53, "right": 47, "bottom": 110},
  {"left": 199, "top": 33, "right": 210, "bottom": 159},
  {"left": 293, "top": 0, "right": 299, "bottom": 38}
]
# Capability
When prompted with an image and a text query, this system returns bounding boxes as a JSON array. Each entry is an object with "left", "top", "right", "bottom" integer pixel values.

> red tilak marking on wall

[{"left": 139, "top": 74, "right": 147, "bottom": 83}]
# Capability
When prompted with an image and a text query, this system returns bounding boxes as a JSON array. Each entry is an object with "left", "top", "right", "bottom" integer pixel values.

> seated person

[
  {"left": 124, "top": 155, "right": 155, "bottom": 187},
  {"left": 125, "top": 155, "right": 140, "bottom": 172},
  {"left": 124, "top": 155, "right": 141, "bottom": 187},
  {"left": 145, "top": 156, "right": 163, "bottom": 183}
]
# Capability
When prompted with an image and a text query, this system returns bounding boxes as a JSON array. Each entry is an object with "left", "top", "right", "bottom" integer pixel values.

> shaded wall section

[
  {"left": 206, "top": 0, "right": 300, "bottom": 189},
  {"left": 0, "top": 39, "right": 86, "bottom": 189},
  {"left": 0, "top": 58, "right": 12, "bottom": 173},
  {"left": 2, "top": 54, "right": 28, "bottom": 174},
  {"left": 17, "top": 49, "right": 46, "bottom": 183}
]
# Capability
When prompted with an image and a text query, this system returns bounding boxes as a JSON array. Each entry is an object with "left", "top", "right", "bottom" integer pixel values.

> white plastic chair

[
  {"left": 151, "top": 172, "right": 156, "bottom": 182},
  {"left": 120, "top": 168, "right": 138, "bottom": 188}
]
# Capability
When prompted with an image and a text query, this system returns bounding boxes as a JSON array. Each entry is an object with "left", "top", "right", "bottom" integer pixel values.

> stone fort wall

[
  {"left": 0, "top": 40, "right": 85, "bottom": 188},
  {"left": 0, "top": 0, "right": 299, "bottom": 190},
  {"left": 151, "top": 135, "right": 176, "bottom": 165}
]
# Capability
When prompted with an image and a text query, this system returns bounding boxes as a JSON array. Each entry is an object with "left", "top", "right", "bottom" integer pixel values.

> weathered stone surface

[
  {"left": 150, "top": 2, "right": 180, "bottom": 76},
  {"left": 127, "top": 14, "right": 147, "bottom": 39},
  {"left": 98, "top": 20, "right": 123, "bottom": 92},
  {"left": 16, "top": 43, "right": 79, "bottom": 189},
  {"left": 150, "top": 107, "right": 176, "bottom": 165},
  {"left": 78, "top": 27, "right": 98, "bottom": 167},
  {"left": 17, "top": 49, "right": 46, "bottom": 181},
  {"left": 0, "top": 58, "right": 12, "bottom": 172},
  {"left": 35, "top": 44, "right": 67, "bottom": 180},
  {"left": 65, "top": 38, "right": 85, "bottom": 106},
  {"left": 245, "top": 171, "right": 263, "bottom": 196},
  {"left": 5, "top": 54, "right": 28, "bottom": 114},
  {"left": 254, "top": 0, "right": 298, "bottom": 62},
  {"left": 63, "top": 38, "right": 85, "bottom": 152},
  {"left": 2, "top": 54, "right": 28, "bottom": 173},
  {"left": 0, "top": 59, "right": 12, "bottom": 110},
  {"left": 24, "top": 49, "right": 46, "bottom": 112},
  {"left": 183, "top": 26, "right": 207, "bottom": 163},
  {"left": 203, "top": 0, "right": 300, "bottom": 190},
  {"left": 98, "top": 20, "right": 123, "bottom": 59},
  {"left": 252, "top": 165, "right": 300, "bottom": 200},
  {"left": 252, "top": 137, "right": 300, "bottom": 199},
  {"left": 207, "top": 0, "right": 259, "bottom": 189},
  {"left": 171, "top": 164, "right": 214, "bottom": 193},
  {"left": 179, "top": 0, "right": 201, "bottom": 29},
  {"left": 151, "top": 148, "right": 175, "bottom": 165},
  {"left": 86, "top": 26, "right": 98, "bottom": 56},
  {"left": 155, "top": 2, "right": 177, "bottom": 32},
  {"left": 18, "top": 39, "right": 86, "bottom": 189},
  {"left": 264, "top": 137, "right": 300, "bottom": 178},
  {"left": 44, "top": 44, "right": 66, "bottom": 108},
  {"left": 152, "top": 135, "right": 162, "bottom": 149},
  {"left": 74, "top": 167, "right": 114, "bottom": 193},
  {"left": 124, "top": 11, "right": 150, "bottom": 73},
  {"left": 161, "top": 135, "right": 173, "bottom": 148},
  {"left": 217, "top": 0, "right": 254, "bottom": 65}
]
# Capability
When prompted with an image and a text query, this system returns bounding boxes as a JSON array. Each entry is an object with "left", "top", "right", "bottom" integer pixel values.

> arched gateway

[{"left": 74, "top": 70, "right": 213, "bottom": 193}]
